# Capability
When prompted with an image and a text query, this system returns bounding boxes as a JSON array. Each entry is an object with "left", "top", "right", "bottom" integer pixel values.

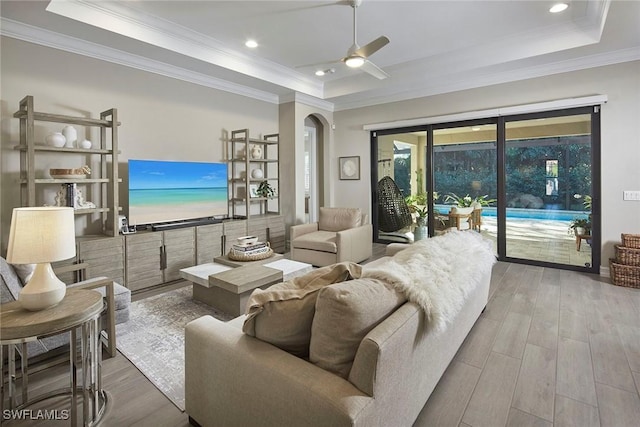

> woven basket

[
  {"left": 615, "top": 245, "right": 640, "bottom": 266},
  {"left": 609, "top": 258, "right": 640, "bottom": 288},
  {"left": 228, "top": 247, "right": 273, "bottom": 262},
  {"left": 621, "top": 234, "right": 640, "bottom": 249}
]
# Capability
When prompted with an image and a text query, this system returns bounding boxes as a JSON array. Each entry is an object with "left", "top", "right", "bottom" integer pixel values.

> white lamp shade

[{"left": 7, "top": 207, "right": 76, "bottom": 264}]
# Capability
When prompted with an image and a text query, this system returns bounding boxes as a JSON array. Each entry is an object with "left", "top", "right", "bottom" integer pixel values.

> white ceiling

[{"left": 1, "top": 0, "right": 639, "bottom": 110}]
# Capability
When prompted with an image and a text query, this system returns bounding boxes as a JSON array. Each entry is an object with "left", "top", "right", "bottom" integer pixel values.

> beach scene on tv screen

[{"left": 129, "top": 159, "right": 228, "bottom": 225}]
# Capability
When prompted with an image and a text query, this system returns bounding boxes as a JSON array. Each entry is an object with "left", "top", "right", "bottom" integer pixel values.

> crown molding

[
  {"left": 45, "top": 0, "right": 323, "bottom": 98},
  {"left": 332, "top": 47, "right": 640, "bottom": 111},
  {"left": 0, "top": 18, "right": 280, "bottom": 104},
  {"left": 279, "top": 92, "right": 334, "bottom": 112}
]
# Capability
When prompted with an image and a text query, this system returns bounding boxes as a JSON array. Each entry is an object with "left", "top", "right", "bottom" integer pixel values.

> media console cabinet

[
  {"left": 56, "top": 215, "right": 284, "bottom": 293},
  {"left": 125, "top": 215, "right": 284, "bottom": 292}
]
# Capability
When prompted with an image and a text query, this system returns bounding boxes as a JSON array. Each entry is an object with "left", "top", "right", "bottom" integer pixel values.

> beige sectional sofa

[{"left": 185, "top": 233, "right": 495, "bottom": 427}]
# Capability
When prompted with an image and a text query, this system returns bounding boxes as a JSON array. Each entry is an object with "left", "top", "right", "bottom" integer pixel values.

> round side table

[{"left": 1, "top": 289, "right": 109, "bottom": 426}]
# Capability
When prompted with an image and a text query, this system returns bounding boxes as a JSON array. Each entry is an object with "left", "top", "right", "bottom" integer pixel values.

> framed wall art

[{"left": 339, "top": 156, "right": 360, "bottom": 180}]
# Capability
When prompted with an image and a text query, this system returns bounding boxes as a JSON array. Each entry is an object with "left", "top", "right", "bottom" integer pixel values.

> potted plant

[
  {"left": 444, "top": 193, "right": 496, "bottom": 208},
  {"left": 568, "top": 217, "right": 591, "bottom": 236},
  {"left": 412, "top": 205, "right": 428, "bottom": 241},
  {"left": 256, "top": 181, "right": 276, "bottom": 199},
  {"left": 413, "top": 205, "right": 428, "bottom": 227}
]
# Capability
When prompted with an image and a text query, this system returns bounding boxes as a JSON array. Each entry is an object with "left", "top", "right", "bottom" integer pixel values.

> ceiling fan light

[
  {"left": 345, "top": 56, "right": 365, "bottom": 68},
  {"left": 549, "top": 3, "right": 569, "bottom": 13}
]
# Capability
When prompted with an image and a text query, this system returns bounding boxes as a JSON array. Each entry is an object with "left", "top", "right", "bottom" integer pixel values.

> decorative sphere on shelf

[
  {"left": 79, "top": 139, "right": 92, "bottom": 149},
  {"left": 45, "top": 132, "right": 66, "bottom": 147},
  {"left": 251, "top": 168, "right": 263, "bottom": 179}
]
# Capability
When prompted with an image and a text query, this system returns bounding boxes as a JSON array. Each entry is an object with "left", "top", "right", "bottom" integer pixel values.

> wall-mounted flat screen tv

[{"left": 128, "top": 159, "right": 228, "bottom": 225}]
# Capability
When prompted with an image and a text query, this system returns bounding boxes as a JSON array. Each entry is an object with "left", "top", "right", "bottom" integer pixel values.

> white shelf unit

[{"left": 228, "top": 129, "right": 279, "bottom": 219}]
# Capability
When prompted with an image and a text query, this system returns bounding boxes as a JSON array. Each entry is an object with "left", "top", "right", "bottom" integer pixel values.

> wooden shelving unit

[
  {"left": 13, "top": 95, "right": 121, "bottom": 237},
  {"left": 228, "top": 128, "right": 279, "bottom": 219}
]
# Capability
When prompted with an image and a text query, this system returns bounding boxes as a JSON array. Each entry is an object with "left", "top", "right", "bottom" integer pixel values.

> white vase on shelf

[
  {"left": 250, "top": 145, "right": 262, "bottom": 159},
  {"left": 45, "top": 132, "right": 66, "bottom": 147},
  {"left": 62, "top": 126, "right": 77, "bottom": 148},
  {"left": 79, "top": 139, "right": 92, "bottom": 149}
]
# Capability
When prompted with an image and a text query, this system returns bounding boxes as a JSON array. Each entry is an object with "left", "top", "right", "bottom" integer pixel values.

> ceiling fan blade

[
  {"left": 295, "top": 58, "right": 342, "bottom": 69},
  {"left": 354, "top": 36, "right": 389, "bottom": 58},
  {"left": 360, "top": 60, "right": 389, "bottom": 80}
]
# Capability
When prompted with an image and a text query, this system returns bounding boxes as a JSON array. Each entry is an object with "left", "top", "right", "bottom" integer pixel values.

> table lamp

[{"left": 6, "top": 207, "right": 76, "bottom": 311}]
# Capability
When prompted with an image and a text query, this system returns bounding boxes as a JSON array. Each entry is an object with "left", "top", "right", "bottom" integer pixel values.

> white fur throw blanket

[{"left": 361, "top": 231, "right": 496, "bottom": 333}]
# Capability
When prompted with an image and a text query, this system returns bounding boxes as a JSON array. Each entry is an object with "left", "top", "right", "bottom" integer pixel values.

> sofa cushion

[
  {"left": 318, "top": 207, "right": 362, "bottom": 232},
  {"left": 309, "top": 278, "right": 406, "bottom": 378},
  {"left": 243, "top": 262, "right": 361, "bottom": 357},
  {"left": 291, "top": 230, "right": 337, "bottom": 253}
]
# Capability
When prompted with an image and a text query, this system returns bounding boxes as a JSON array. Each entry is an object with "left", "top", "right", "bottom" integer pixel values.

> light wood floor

[{"left": 4, "top": 259, "right": 639, "bottom": 427}]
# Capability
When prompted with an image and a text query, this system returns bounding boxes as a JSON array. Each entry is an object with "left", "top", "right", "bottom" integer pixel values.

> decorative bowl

[{"left": 236, "top": 235, "right": 258, "bottom": 246}]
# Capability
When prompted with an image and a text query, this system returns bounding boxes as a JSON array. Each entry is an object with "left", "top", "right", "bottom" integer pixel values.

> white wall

[
  {"left": 333, "top": 61, "right": 640, "bottom": 269},
  {"left": 1, "top": 37, "right": 278, "bottom": 252}
]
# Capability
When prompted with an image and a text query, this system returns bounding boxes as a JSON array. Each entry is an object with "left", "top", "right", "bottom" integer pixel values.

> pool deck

[{"left": 479, "top": 216, "right": 592, "bottom": 267}]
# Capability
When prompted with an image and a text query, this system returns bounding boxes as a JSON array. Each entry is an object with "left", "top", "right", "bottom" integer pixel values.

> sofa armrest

[
  {"left": 385, "top": 243, "right": 409, "bottom": 256},
  {"left": 69, "top": 277, "right": 116, "bottom": 358},
  {"left": 336, "top": 224, "right": 373, "bottom": 264},
  {"left": 185, "top": 316, "right": 375, "bottom": 427},
  {"left": 290, "top": 222, "right": 319, "bottom": 241}
]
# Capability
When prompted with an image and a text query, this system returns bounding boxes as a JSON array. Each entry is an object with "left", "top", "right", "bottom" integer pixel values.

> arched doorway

[{"left": 304, "top": 115, "right": 324, "bottom": 223}]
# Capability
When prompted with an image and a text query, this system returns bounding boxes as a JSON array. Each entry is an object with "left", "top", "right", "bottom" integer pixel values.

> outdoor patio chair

[{"left": 377, "top": 176, "right": 413, "bottom": 242}]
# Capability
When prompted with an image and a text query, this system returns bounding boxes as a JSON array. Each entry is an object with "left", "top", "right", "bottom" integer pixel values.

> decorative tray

[{"left": 50, "top": 166, "right": 91, "bottom": 179}]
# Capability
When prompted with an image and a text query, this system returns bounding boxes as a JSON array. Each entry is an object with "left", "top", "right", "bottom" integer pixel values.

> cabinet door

[
  {"left": 267, "top": 215, "right": 286, "bottom": 253},
  {"left": 247, "top": 217, "right": 268, "bottom": 245},
  {"left": 125, "top": 233, "right": 164, "bottom": 291},
  {"left": 222, "top": 219, "right": 247, "bottom": 254},
  {"left": 78, "top": 236, "right": 125, "bottom": 284},
  {"left": 163, "top": 228, "right": 196, "bottom": 282},
  {"left": 196, "top": 223, "right": 223, "bottom": 264}
]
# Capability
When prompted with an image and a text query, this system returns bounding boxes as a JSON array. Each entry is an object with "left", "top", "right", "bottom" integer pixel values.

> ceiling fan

[{"left": 302, "top": 0, "right": 390, "bottom": 79}]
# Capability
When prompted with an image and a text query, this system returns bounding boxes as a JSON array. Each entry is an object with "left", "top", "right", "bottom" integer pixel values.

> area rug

[{"left": 115, "top": 286, "right": 233, "bottom": 411}]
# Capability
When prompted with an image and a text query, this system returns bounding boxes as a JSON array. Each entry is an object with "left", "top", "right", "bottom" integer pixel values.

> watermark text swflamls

[{"left": 3, "top": 409, "right": 70, "bottom": 421}]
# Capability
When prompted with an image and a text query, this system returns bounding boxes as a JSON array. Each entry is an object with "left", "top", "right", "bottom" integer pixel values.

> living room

[{"left": 1, "top": 1, "right": 639, "bottom": 426}]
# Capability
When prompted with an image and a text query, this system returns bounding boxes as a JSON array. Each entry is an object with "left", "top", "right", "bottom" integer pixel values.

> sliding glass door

[
  {"left": 433, "top": 122, "right": 497, "bottom": 252},
  {"left": 373, "top": 130, "right": 428, "bottom": 243},
  {"left": 371, "top": 106, "right": 600, "bottom": 272},
  {"left": 503, "top": 111, "right": 596, "bottom": 268}
]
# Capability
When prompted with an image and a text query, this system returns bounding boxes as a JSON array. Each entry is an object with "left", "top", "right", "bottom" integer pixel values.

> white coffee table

[
  {"left": 179, "top": 259, "right": 314, "bottom": 316},
  {"left": 263, "top": 259, "right": 314, "bottom": 281}
]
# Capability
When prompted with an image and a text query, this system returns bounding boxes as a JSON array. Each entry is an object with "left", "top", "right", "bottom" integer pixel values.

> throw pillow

[
  {"left": 243, "top": 262, "right": 362, "bottom": 357},
  {"left": 309, "top": 278, "right": 406, "bottom": 378},
  {"left": 12, "top": 263, "right": 36, "bottom": 284}
]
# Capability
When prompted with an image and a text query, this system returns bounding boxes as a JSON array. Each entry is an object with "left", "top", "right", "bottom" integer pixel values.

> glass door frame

[
  {"left": 498, "top": 106, "right": 601, "bottom": 273},
  {"left": 370, "top": 105, "right": 601, "bottom": 273}
]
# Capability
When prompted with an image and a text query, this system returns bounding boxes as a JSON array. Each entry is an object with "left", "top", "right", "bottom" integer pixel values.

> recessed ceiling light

[
  {"left": 245, "top": 39, "right": 258, "bottom": 48},
  {"left": 471, "top": 126, "right": 481, "bottom": 131},
  {"left": 315, "top": 68, "right": 335, "bottom": 77},
  {"left": 549, "top": 3, "right": 569, "bottom": 13}
]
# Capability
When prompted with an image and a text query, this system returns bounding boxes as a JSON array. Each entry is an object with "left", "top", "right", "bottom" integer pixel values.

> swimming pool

[{"left": 435, "top": 205, "right": 588, "bottom": 221}]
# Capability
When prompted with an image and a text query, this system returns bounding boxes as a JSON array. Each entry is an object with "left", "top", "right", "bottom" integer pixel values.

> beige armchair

[{"left": 290, "top": 207, "right": 373, "bottom": 267}]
